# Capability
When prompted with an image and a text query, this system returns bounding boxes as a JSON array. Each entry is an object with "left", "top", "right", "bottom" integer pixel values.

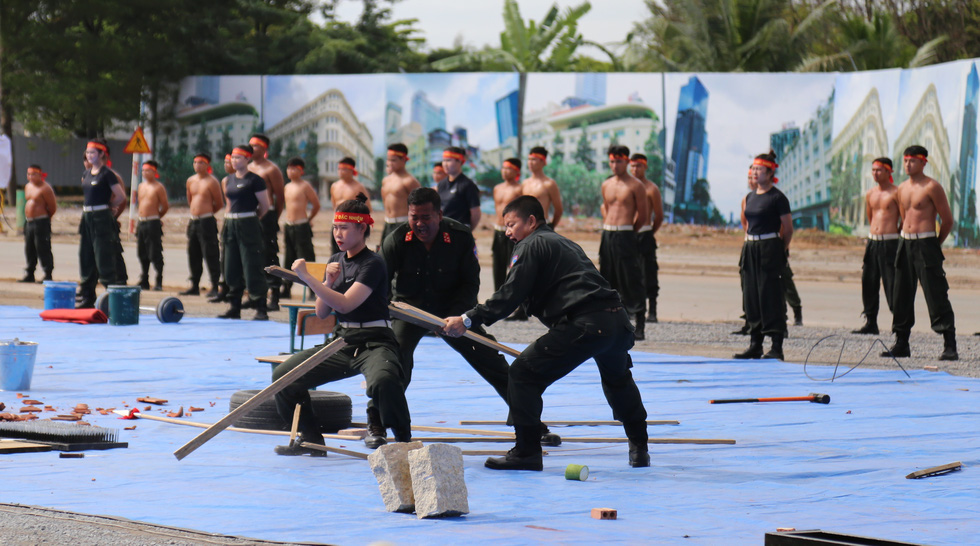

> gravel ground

[{"left": 0, "top": 504, "right": 329, "bottom": 545}]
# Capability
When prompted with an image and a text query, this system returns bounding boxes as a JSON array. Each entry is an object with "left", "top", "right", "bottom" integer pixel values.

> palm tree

[{"left": 431, "top": 0, "right": 592, "bottom": 156}]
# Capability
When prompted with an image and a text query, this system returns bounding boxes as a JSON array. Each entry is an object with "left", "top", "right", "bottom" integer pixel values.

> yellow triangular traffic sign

[{"left": 124, "top": 127, "right": 151, "bottom": 154}]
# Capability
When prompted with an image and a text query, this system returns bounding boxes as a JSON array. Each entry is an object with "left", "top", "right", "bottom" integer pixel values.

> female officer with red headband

[{"left": 734, "top": 150, "right": 793, "bottom": 361}]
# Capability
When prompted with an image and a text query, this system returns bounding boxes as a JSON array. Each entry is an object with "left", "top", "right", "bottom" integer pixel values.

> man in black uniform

[
  {"left": 379, "top": 188, "right": 560, "bottom": 449},
  {"left": 436, "top": 146, "right": 481, "bottom": 230},
  {"left": 444, "top": 196, "right": 650, "bottom": 471},
  {"left": 218, "top": 145, "right": 271, "bottom": 321},
  {"left": 77, "top": 139, "right": 127, "bottom": 309}
]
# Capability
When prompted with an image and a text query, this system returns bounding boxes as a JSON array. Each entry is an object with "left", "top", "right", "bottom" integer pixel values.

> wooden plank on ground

[
  {"left": 459, "top": 420, "right": 680, "bottom": 426},
  {"left": 112, "top": 409, "right": 364, "bottom": 441},
  {"left": 906, "top": 461, "right": 962, "bottom": 479},
  {"left": 0, "top": 439, "right": 54, "bottom": 454},
  {"left": 406, "top": 437, "right": 735, "bottom": 445},
  {"left": 173, "top": 338, "right": 348, "bottom": 461}
]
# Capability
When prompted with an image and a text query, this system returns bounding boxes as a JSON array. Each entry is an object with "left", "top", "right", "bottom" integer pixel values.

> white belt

[
  {"left": 901, "top": 231, "right": 937, "bottom": 240},
  {"left": 339, "top": 320, "right": 392, "bottom": 329},
  {"left": 191, "top": 212, "right": 214, "bottom": 220},
  {"left": 602, "top": 225, "right": 634, "bottom": 231},
  {"left": 745, "top": 232, "right": 779, "bottom": 241},
  {"left": 226, "top": 212, "right": 257, "bottom": 219},
  {"left": 82, "top": 205, "right": 109, "bottom": 212},
  {"left": 286, "top": 218, "right": 309, "bottom": 225},
  {"left": 139, "top": 216, "right": 160, "bottom": 221},
  {"left": 638, "top": 225, "right": 653, "bottom": 233},
  {"left": 494, "top": 225, "right": 506, "bottom": 232},
  {"left": 868, "top": 233, "right": 899, "bottom": 241},
  {"left": 26, "top": 215, "right": 49, "bottom": 221},
  {"left": 385, "top": 216, "right": 408, "bottom": 223}
]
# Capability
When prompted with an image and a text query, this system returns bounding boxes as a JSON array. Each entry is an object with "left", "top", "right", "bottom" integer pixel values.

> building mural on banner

[{"left": 158, "top": 60, "right": 980, "bottom": 246}]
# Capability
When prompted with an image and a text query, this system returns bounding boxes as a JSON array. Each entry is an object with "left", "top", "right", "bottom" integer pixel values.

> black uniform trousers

[
  {"left": 187, "top": 216, "right": 221, "bottom": 289},
  {"left": 742, "top": 238, "right": 787, "bottom": 336},
  {"left": 380, "top": 221, "right": 406, "bottom": 247},
  {"left": 783, "top": 262, "right": 801, "bottom": 310},
  {"left": 491, "top": 229, "right": 515, "bottom": 291},
  {"left": 24, "top": 217, "right": 53, "bottom": 278},
  {"left": 274, "top": 326, "right": 410, "bottom": 437},
  {"left": 391, "top": 318, "right": 509, "bottom": 400},
  {"left": 222, "top": 217, "right": 268, "bottom": 303},
  {"left": 508, "top": 307, "right": 647, "bottom": 428},
  {"left": 136, "top": 219, "right": 164, "bottom": 279},
  {"left": 891, "top": 237, "right": 955, "bottom": 335},
  {"left": 78, "top": 210, "right": 119, "bottom": 300},
  {"left": 636, "top": 230, "right": 659, "bottom": 303},
  {"left": 283, "top": 222, "right": 315, "bottom": 293},
  {"left": 260, "top": 211, "right": 281, "bottom": 290},
  {"left": 599, "top": 230, "right": 645, "bottom": 315},
  {"left": 860, "top": 238, "right": 898, "bottom": 322},
  {"left": 113, "top": 217, "right": 128, "bottom": 284}
]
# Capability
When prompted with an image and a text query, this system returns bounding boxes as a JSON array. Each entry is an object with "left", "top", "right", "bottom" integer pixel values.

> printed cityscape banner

[{"left": 159, "top": 59, "right": 980, "bottom": 246}]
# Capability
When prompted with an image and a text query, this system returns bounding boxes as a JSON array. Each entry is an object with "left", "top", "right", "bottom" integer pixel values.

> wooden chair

[
  {"left": 300, "top": 262, "right": 327, "bottom": 302},
  {"left": 296, "top": 309, "right": 336, "bottom": 351}
]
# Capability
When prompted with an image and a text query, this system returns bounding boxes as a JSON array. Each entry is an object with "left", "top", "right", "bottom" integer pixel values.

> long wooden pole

[
  {"left": 459, "top": 420, "right": 681, "bottom": 426},
  {"left": 173, "top": 338, "right": 348, "bottom": 460},
  {"left": 112, "top": 409, "right": 363, "bottom": 441}
]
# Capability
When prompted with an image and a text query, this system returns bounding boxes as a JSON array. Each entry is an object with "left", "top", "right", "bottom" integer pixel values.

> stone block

[
  {"left": 368, "top": 441, "right": 423, "bottom": 513},
  {"left": 407, "top": 443, "right": 469, "bottom": 519}
]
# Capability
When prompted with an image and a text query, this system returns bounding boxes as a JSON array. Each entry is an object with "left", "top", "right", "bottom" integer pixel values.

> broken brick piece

[
  {"left": 0, "top": 403, "right": 4, "bottom": 411},
  {"left": 52, "top": 415, "right": 82, "bottom": 421},
  {"left": 0, "top": 413, "right": 17, "bottom": 421},
  {"left": 591, "top": 508, "right": 617, "bottom": 520},
  {"left": 166, "top": 406, "right": 184, "bottom": 418},
  {"left": 144, "top": 406, "right": 152, "bottom": 411},
  {"left": 124, "top": 425, "right": 136, "bottom": 431},
  {"left": 19, "top": 406, "right": 41, "bottom": 413},
  {"left": 23, "top": 399, "right": 43, "bottom": 405},
  {"left": 16, "top": 394, "right": 24, "bottom": 399},
  {"left": 209, "top": 402, "right": 216, "bottom": 407},
  {"left": 137, "top": 397, "right": 168, "bottom": 405},
  {"left": 76, "top": 421, "right": 91, "bottom": 426}
]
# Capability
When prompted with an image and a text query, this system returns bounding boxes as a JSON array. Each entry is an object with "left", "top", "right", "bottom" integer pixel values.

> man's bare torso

[
  {"left": 493, "top": 181, "right": 523, "bottom": 225},
  {"left": 602, "top": 175, "right": 642, "bottom": 226},
  {"left": 867, "top": 184, "right": 900, "bottom": 235},
  {"left": 187, "top": 174, "right": 221, "bottom": 216},
  {"left": 25, "top": 182, "right": 54, "bottom": 219},
  {"left": 381, "top": 172, "right": 419, "bottom": 219},
  {"left": 523, "top": 175, "right": 556, "bottom": 221},
  {"left": 898, "top": 177, "right": 942, "bottom": 234},
  {"left": 330, "top": 180, "right": 370, "bottom": 210},
  {"left": 249, "top": 159, "right": 284, "bottom": 212},
  {"left": 284, "top": 180, "right": 318, "bottom": 223},
  {"left": 138, "top": 182, "right": 165, "bottom": 218}
]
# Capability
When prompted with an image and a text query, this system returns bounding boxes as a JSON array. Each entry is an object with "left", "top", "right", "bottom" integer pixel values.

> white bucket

[{"left": 0, "top": 339, "right": 39, "bottom": 391}]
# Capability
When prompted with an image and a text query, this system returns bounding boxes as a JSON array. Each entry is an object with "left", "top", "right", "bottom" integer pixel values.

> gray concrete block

[
  {"left": 368, "top": 441, "right": 423, "bottom": 513},
  {"left": 407, "top": 443, "right": 469, "bottom": 519}
]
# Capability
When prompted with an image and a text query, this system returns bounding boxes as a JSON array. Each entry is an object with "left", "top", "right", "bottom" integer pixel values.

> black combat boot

[
  {"left": 792, "top": 306, "right": 803, "bottom": 326},
  {"left": 392, "top": 426, "right": 413, "bottom": 443},
  {"left": 17, "top": 272, "right": 35, "bottom": 283},
  {"left": 731, "top": 322, "right": 750, "bottom": 335},
  {"left": 153, "top": 275, "right": 163, "bottom": 292},
  {"left": 646, "top": 299, "right": 658, "bottom": 323},
  {"left": 217, "top": 298, "right": 242, "bottom": 319},
  {"left": 208, "top": 284, "right": 228, "bottom": 303},
  {"left": 268, "top": 287, "right": 280, "bottom": 312},
  {"left": 939, "top": 330, "right": 958, "bottom": 361},
  {"left": 138, "top": 274, "right": 150, "bottom": 290},
  {"left": 253, "top": 298, "right": 269, "bottom": 321},
  {"left": 634, "top": 312, "right": 645, "bottom": 341},
  {"left": 851, "top": 317, "right": 878, "bottom": 335},
  {"left": 485, "top": 426, "right": 543, "bottom": 471},
  {"left": 881, "top": 331, "right": 911, "bottom": 358},
  {"left": 274, "top": 429, "right": 327, "bottom": 457},
  {"left": 179, "top": 285, "right": 200, "bottom": 296},
  {"left": 364, "top": 407, "right": 387, "bottom": 449},
  {"left": 763, "top": 333, "right": 784, "bottom": 360},
  {"left": 734, "top": 332, "right": 764, "bottom": 359},
  {"left": 623, "top": 421, "right": 650, "bottom": 467}
]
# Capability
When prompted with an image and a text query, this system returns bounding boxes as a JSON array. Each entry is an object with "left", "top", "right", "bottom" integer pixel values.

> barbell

[{"left": 94, "top": 293, "right": 185, "bottom": 323}]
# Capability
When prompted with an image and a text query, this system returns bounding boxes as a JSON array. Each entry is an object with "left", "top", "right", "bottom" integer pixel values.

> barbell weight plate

[
  {"left": 156, "top": 297, "right": 184, "bottom": 323},
  {"left": 95, "top": 293, "right": 110, "bottom": 317}
]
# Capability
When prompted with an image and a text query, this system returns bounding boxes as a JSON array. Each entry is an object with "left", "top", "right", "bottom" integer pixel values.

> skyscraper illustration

[{"left": 670, "top": 76, "right": 710, "bottom": 218}]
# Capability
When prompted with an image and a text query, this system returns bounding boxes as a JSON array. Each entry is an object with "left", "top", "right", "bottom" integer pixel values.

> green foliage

[
  {"left": 544, "top": 157, "right": 604, "bottom": 216},
  {"left": 573, "top": 123, "right": 595, "bottom": 171},
  {"left": 303, "top": 130, "right": 319, "bottom": 182}
]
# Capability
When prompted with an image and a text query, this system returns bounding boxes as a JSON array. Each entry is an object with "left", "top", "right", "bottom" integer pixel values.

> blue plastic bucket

[
  {"left": 0, "top": 340, "right": 38, "bottom": 391},
  {"left": 107, "top": 285, "right": 140, "bottom": 326},
  {"left": 43, "top": 281, "right": 77, "bottom": 310}
]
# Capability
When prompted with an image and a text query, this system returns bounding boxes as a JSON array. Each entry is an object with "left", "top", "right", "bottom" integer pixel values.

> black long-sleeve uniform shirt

[
  {"left": 466, "top": 224, "right": 622, "bottom": 329},
  {"left": 380, "top": 218, "right": 480, "bottom": 318}
]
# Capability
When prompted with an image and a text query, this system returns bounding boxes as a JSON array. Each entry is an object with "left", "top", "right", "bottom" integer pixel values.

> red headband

[
  {"left": 334, "top": 211, "right": 374, "bottom": 225},
  {"left": 339, "top": 164, "right": 358, "bottom": 176},
  {"left": 503, "top": 160, "right": 520, "bottom": 172},
  {"left": 528, "top": 152, "right": 547, "bottom": 164},
  {"left": 225, "top": 154, "right": 232, "bottom": 162},
  {"left": 232, "top": 147, "right": 252, "bottom": 159},
  {"left": 194, "top": 156, "right": 212, "bottom": 174},
  {"left": 86, "top": 141, "right": 108, "bottom": 153},
  {"left": 904, "top": 154, "right": 928, "bottom": 164},
  {"left": 388, "top": 150, "right": 409, "bottom": 160},
  {"left": 630, "top": 159, "right": 648, "bottom": 167},
  {"left": 443, "top": 150, "right": 465, "bottom": 161},
  {"left": 433, "top": 165, "right": 445, "bottom": 173},
  {"left": 753, "top": 158, "right": 778, "bottom": 170},
  {"left": 27, "top": 167, "right": 47, "bottom": 180},
  {"left": 249, "top": 137, "right": 268, "bottom": 149},
  {"left": 609, "top": 154, "right": 629, "bottom": 160},
  {"left": 872, "top": 161, "right": 893, "bottom": 182},
  {"left": 142, "top": 164, "right": 159, "bottom": 179}
]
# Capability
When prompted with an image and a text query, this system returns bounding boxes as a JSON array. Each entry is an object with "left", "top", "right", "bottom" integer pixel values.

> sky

[{"left": 329, "top": 0, "right": 648, "bottom": 56}]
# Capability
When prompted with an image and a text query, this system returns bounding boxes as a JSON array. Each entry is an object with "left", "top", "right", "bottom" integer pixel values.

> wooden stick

[
  {"left": 389, "top": 301, "right": 521, "bottom": 358},
  {"left": 405, "top": 436, "right": 735, "bottom": 445},
  {"left": 299, "top": 441, "right": 369, "bottom": 460},
  {"left": 462, "top": 450, "right": 548, "bottom": 456},
  {"left": 905, "top": 461, "right": 962, "bottom": 479},
  {"left": 459, "top": 420, "right": 681, "bottom": 426},
  {"left": 289, "top": 404, "right": 301, "bottom": 445},
  {"left": 112, "top": 409, "right": 364, "bottom": 441},
  {"left": 410, "top": 424, "right": 514, "bottom": 437},
  {"left": 173, "top": 338, "right": 348, "bottom": 460}
]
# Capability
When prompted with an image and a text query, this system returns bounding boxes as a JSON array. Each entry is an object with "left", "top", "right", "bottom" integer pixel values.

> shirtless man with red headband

[
  {"left": 522, "top": 147, "right": 563, "bottom": 228},
  {"left": 182, "top": 153, "right": 224, "bottom": 298},
  {"left": 21, "top": 165, "right": 57, "bottom": 283},
  {"left": 630, "top": 153, "right": 664, "bottom": 323},
  {"left": 881, "top": 145, "right": 958, "bottom": 361},
  {"left": 380, "top": 143, "right": 420, "bottom": 245},
  {"left": 852, "top": 157, "right": 901, "bottom": 336},
  {"left": 247, "top": 133, "right": 286, "bottom": 311}
]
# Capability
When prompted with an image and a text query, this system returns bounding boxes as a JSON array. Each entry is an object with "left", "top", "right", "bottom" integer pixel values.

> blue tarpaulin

[{"left": 1, "top": 305, "right": 977, "bottom": 544}]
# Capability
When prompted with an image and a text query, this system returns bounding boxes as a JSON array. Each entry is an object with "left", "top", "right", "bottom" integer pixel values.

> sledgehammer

[{"left": 710, "top": 393, "right": 830, "bottom": 404}]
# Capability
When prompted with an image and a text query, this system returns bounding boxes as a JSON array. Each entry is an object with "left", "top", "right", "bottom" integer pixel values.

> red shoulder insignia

[
  {"left": 443, "top": 232, "right": 451, "bottom": 244},
  {"left": 405, "top": 231, "right": 413, "bottom": 242}
]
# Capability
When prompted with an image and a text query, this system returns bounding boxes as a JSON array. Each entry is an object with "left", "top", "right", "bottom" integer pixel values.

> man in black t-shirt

[
  {"left": 77, "top": 140, "right": 127, "bottom": 309},
  {"left": 436, "top": 146, "right": 481, "bottom": 230}
]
